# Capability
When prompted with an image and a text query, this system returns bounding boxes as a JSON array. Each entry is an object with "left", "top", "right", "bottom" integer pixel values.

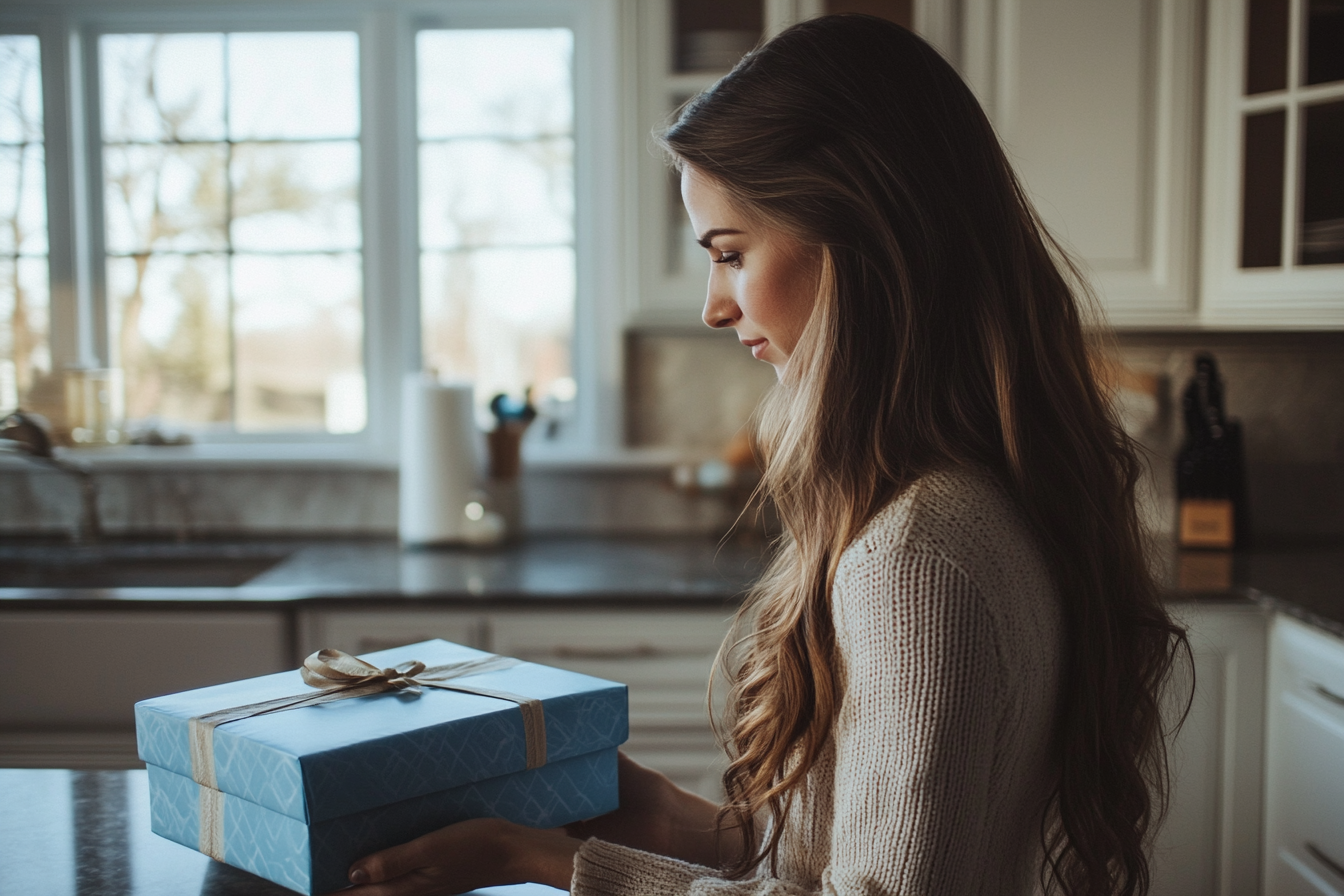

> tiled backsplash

[{"left": 5, "top": 329, "right": 1342, "bottom": 542}]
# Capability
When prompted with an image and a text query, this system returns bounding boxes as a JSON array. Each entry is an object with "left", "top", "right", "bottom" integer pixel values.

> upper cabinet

[
  {"left": 627, "top": 0, "right": 953, "bottom": 327},
  {"left": 962, "top": 0, "right": 1203, "bottom": 327},
  {"left": 625, "top": 0, "right": 1344, "bottom": 331},
  {"left": 1202, "top": 0, "right": 1344, "bottom": 327}
]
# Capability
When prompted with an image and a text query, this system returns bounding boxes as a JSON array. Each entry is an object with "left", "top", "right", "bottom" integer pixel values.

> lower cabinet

[
  {"left": 0, "top": 609, "right": 290, "bottom": 768},
  {"left": 1151, "top": 601, "right": 1267, "bottom": 896},
  {"left": 297, "top": 605, "right": 737, "bottom": 800},
  {"left": 1264, "top": 615, "right": 1344, "bottom": 896}
]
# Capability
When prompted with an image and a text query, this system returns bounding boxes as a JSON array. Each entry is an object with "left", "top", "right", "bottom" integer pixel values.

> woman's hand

[
  {"left": 565, "top": 752, "right": 733, "bottom": 868},
  {"left": 333, "top": 817, "right": 581, "bottom": 896}
]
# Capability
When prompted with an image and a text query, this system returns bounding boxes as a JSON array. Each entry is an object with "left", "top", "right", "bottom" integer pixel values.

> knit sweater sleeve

[{"left": 570, "top": 545, "right": 1006, "bottom": 896}]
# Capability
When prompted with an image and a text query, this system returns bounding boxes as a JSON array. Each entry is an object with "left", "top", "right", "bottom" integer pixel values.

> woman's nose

[{"left": 702, "top": 286, "right": 740, "bottom": 330}]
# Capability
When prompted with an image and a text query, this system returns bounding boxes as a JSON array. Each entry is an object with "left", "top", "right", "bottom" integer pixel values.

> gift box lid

[{"left": 135, "top": 639, "right": 628, "bottom": 825}]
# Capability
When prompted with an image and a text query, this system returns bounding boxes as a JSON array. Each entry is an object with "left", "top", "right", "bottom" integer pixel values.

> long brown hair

[{"left": 661, "top": 15, "right": 1188, "bottom": 896}]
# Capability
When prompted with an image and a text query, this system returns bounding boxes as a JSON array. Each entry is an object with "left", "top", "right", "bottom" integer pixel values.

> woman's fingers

[
  {"left": 343, "top": 818, "right": 510, "bottom": 892},
  {"left": 331, "top": 818, "right": 581, "bottom": 896},
  {"left": 349, "top": 838, "right": 430, "bottom": 885}
]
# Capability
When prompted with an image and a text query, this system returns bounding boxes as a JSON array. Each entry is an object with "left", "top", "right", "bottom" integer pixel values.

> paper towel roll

[{"left": 399, "top": 375, "right": 483, "bottom": 545}]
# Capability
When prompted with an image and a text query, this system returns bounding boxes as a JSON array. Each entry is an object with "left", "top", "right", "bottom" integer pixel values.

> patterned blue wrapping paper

[
  {"left": 148, "top": 747, "right": 620, "bottom": 895},
  {"left": 135, "top": 639, "right": 629, "bottom": 823}
]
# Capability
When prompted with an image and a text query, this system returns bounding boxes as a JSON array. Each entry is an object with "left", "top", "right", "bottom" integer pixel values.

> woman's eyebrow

[{"left": 697, "top": 228, "right": 744, "bottom": 248}]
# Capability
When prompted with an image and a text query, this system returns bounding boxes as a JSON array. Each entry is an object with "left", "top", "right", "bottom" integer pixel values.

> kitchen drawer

[
  {"left": 1271, "top": 846, "right": 1344, "bottom": 896},
  {"left": 296, "top": 609, "right": 488, "bottom": 656},
  {"left": 1271, "top": 693, "right": 1344, "bottom": 894},
  {"left": 1266, "top": 616, "right": 1344, "bottom": 896},
  {"left": 1275, "top": 616, "right": 1344, "bottom": 722},
  {"left": 486, "top": 610, "right": 733, "bottom": 719},
  {"left": 1, "top": 609, "right": 289, "bottom": 728}
]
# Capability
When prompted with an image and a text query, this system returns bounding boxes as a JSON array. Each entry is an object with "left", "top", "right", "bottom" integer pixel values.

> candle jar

[{"left": 64, "top": 368, "right": 125, "bottom": 446}]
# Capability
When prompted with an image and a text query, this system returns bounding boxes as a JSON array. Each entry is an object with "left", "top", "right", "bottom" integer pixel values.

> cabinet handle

[
  {"left": 1306, "top": 843, "right": 1344, "bottom": 883},
  {"left": 1310, "top": 682, "right": 1344, "bottom": 709},
  {"left": 550, "top": 645, "right": 704, "bottom": 661}
]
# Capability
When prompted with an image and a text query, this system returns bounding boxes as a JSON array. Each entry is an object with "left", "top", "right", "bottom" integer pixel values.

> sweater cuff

[{"left": 571, "top": 838, "right": 716, "bottom": 896}]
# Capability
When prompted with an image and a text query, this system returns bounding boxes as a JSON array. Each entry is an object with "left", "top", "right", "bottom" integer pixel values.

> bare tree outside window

[
  {"left": 418, "top": 29, "right": 577, "bottom": 422},
  {"left": 101, "top": 31, "right": 364, "bottom": 434},
  {"left": 0, "top": 35, "right": 50, "bottom": 415}
]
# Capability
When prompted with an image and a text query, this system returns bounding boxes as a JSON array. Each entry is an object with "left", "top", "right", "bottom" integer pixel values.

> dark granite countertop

[
  {"left": 0, "top": 767, "right": 560, "bottom": 896},
  {"left": 0, "top": 535, "right": 764, "bottom": 608},
  {"left": 1, "top": 535, "right": 1341, "bottom": 639}
]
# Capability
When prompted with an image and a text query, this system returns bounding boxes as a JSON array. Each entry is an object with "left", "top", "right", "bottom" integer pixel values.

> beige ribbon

[{"left": 186, "top": 648, "right": 547, "bottom": 858}]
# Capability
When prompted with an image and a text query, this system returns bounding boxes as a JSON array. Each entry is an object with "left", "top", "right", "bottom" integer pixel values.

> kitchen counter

[
  {"left": 0, "top": 535, "right": 765, "bottom": 608},
  {"left": 0, "top": 767, "right": 561, "bottom": 896},
  {"left": 2, "top": 535, "right": 1342, "bottom": 637}
]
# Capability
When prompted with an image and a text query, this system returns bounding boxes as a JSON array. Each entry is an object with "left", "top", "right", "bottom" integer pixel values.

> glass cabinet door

[{"left": 1239, "top": 0, "right": 1344, "bottom": 270}]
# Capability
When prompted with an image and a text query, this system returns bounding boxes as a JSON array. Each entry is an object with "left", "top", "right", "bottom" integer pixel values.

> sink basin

[{"left": 0, "top": 542, "right": 293, "bottom": 588}]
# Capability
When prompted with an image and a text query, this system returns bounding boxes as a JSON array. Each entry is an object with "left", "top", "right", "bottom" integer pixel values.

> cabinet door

[
  {"left": 1265, "top": 615, "right": 1344, "bottom": 896},
  {"left": 0, "top": 609, "right": 289, "bottom": 768},
  {"left": 1201, "top": 0, "right": 1344, "bottom": 327},
  {"left": 296, "top": 608, "right": 487, "bottom": 656},
  {"left": 1150, "top": 602, "right": 1267, "bottom": 896},
  {"left": 963, "top": 0, "right": 1201, "bottom": 326},
  {"left": 488, "top": 608, "right": 734, "bottom": 798}
]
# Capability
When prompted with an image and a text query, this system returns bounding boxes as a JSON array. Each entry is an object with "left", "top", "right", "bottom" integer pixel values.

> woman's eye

[{"left": 712, "top": 252, "right": 742, "bottom": 269}]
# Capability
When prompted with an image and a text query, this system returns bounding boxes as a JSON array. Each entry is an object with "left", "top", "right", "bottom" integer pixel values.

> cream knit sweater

[{"left": 572, "top": 468, "right": 1063, "bottom": 896}]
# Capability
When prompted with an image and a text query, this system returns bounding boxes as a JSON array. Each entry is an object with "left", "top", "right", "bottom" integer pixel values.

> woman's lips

[{"left": 742, "top": 337, "right": 768, "bottom": 359}]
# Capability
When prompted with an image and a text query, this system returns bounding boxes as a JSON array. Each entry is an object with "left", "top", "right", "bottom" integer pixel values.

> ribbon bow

[{"left": 297, "top": 648, "right": 520, "bottom": 698}]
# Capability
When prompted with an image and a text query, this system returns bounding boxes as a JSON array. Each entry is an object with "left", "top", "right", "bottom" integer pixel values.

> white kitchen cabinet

[
  {"left": 1150, "top": 601, "right": 1267, "bottom": 896},
  {"left": 298, "top": 605, "right": 738, "bottom": 799},
  {"left": 0, "top": 609, "right": 289, "bottom": 768},
  {"left": 487, "top": 608, "right": 734, "bottom": 798},
  {"left": 1264, "top": 614, "right": 1344, "bottom": 896},
  {"left": 961, "top": 0, "right": 1203, "bottom": 327},
  {"left": 1200, "top": 0, "right": 1344, "bottom": 328}
]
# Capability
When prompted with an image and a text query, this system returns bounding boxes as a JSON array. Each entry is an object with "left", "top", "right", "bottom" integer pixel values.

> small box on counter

[{"left": 135, "top": 640, "right": 628, "bottom": 895}]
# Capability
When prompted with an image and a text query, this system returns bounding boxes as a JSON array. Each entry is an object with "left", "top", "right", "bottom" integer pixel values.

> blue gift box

[{"left": 135, "top": 640, "right": 627, "bottom": 895}]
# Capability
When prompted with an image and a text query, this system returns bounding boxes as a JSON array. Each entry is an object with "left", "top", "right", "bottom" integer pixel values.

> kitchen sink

[{"left": 0, "top": 542, "right": 293, "bottom": 588}]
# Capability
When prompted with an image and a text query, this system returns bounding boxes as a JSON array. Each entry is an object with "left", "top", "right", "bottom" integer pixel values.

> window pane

[
  {"left": 0, "top": 35, "right": 49, "bottom": 415},
  {"left": 100, "top": 34, "right": 226, "bottom": 142},
  {"left": 0, "top": 145, "right": 47, "bottom": 255},
  {"left": 228, "top": 33, "right": 359, "bottom": 140},
  {"left": 1245, "top": 0, "right": 1290, "bottom": 94},
  {"left": 0, "top": 257, "right": 51, "bottom": 413},
  {"left": 418, "top": 28, "right": 575, "bottom": 417},
  {"left": 233, "top": 253, "right": 363, "bottom": 432},
  {"left": 1306, "top": 0, "right": 1344, "bottom": 86},
  {"left": 231, "top": 142, "right": 361, "bottom": 252},
  {"left": 1300, "top": 100, "right": 1344, "bottom": 265},
  {"left": 421, "top": 247, "right": 573, "bottom": 402},
  {"left": 0, "top": 36, "right": 43, "bottom": 143},
  {"left": 102, "top": 31, "right": 365, "bottom": 434},
  {"left": 108, "top": 253, "right": 231, "bottom": 425},
  {"left": 1240, "top": 109, "right": 1286, "bottom": 268},
  {"left": 103, "top": 144, "right": 228, "bottom": 253},
  {"left": 418, "top": 30, "right": 573, "bottom": 139},
  {"left": 419, "top": 139, "right": 573, "bottom": 249}
]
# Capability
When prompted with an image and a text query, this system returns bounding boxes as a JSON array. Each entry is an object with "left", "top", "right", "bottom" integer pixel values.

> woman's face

[{"left": 681, "top": 166, "right": 820, "bottom": 377}]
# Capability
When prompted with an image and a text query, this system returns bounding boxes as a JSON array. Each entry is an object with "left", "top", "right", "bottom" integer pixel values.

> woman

[{"left": 342, "top": 15, "right": 1187, "bottom": 896}]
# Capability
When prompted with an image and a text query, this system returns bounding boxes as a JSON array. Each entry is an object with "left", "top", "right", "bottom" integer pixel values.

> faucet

[{"left": 0, "top": 410, "right": 103, "bottom": 543}]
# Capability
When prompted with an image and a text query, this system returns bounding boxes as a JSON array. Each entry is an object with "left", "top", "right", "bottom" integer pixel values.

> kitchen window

[{"left": 0, "top": 1, "right": 621, "bottom": 461}]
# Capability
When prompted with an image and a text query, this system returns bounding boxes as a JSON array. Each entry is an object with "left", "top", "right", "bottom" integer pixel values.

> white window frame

[{"left": 0, "top": 0, "right": 627, "bottom": 467}]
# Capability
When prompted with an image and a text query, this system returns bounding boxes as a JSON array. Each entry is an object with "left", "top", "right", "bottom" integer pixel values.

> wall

[{"left": 625, "top": 329, "right": 1344, "bottom": 544}]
